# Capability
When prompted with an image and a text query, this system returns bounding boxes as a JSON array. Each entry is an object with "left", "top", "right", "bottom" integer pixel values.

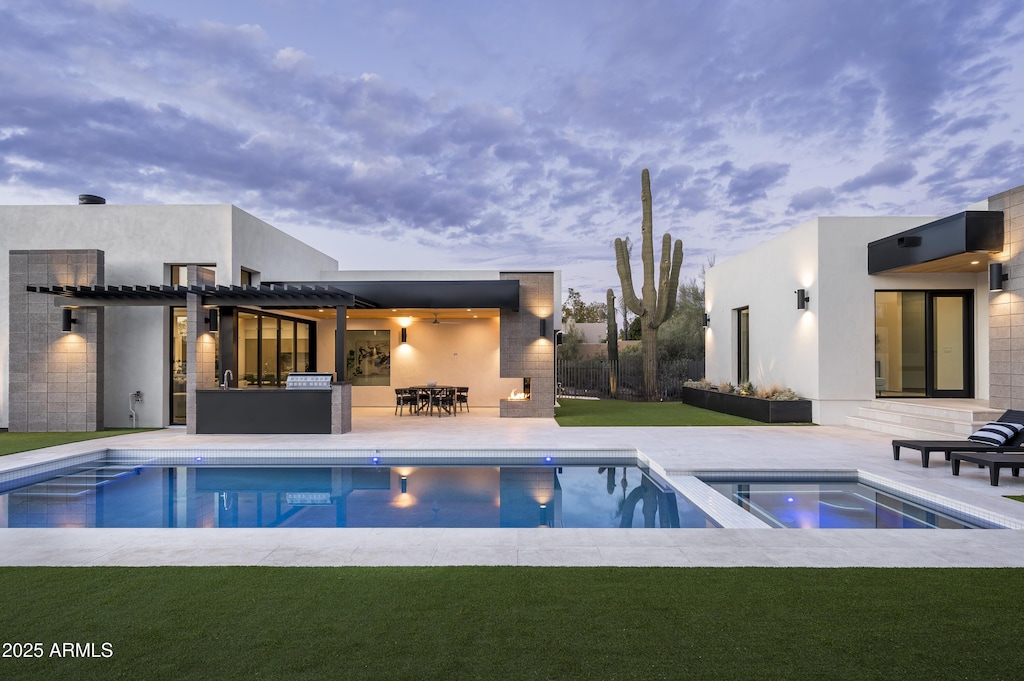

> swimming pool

[
  {"left": 0, "top": 459, "right": 714, "bottom": 529},
  {"left": 695, "top": 471, "right": 1004, "bottom": 529}
]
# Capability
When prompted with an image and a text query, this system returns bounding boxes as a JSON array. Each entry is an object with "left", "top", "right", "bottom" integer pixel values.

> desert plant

[
  {"left": 607, "top": 288, "right": 619, "bottom": 398},
  {"left": 614, "top": 169, "right": 684, "bottom": 401}
]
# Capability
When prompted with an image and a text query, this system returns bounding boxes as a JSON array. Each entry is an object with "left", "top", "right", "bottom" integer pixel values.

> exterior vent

[{"left": 78, "top": 194, "right": 106, "bottom": 205}]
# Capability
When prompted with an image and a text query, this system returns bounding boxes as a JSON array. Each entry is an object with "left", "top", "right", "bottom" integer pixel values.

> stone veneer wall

[
  {"left": 989, "top": 185, "right": 1024, "bottom": 409},
  {"left": 185, "top": 266, "right": 218, "bottom": 434},
  {"left": 8, "top": 250, "right": 105, "bottom": 432},
  {"left": 499, "top": 272, "right": 555, "bottom": 417}
]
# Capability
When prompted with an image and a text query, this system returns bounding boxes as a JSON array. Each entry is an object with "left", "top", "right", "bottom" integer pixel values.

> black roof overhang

[
  {"left": 867, "top": 211, "right": 1004, "bottom": 274},
  {"left": 305, "top": 280, "right": 521, "bottom": 311},
  {"left": 26, "top": 283, "right": 365, "bottom": 308}
]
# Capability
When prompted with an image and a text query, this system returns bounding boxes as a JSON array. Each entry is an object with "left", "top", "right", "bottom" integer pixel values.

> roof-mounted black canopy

[
  {"left": 867, "top": 211, "right": 1004, "bottom": 274},
  {"left": 280, "top": 280, "right": 521, "bottom": 311}
]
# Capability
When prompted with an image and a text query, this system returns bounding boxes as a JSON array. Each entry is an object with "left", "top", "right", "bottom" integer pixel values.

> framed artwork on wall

[{"left": 345, "top": 330, "right": 391, "bottom": 385}]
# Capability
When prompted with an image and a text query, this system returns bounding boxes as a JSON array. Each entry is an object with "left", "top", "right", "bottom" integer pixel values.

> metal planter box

[{"left": 680, "top": 387, "right": 812, "bottom": 424}]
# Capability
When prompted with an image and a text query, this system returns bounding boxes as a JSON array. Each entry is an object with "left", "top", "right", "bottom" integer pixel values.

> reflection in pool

[{"left": 0, "top": 464, "right": 714, "bottom": 529}]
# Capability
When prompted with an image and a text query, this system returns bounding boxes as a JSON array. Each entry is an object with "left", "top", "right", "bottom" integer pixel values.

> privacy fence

[{"left": 557, "top": 357, "right": 705, "bottom": 402}]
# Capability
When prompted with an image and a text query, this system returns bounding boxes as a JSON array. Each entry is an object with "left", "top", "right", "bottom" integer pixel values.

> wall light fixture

[{"left": 990, "top": 262, "right": 1009, "bottom": 291}]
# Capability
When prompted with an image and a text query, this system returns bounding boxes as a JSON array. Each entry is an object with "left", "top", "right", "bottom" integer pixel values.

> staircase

[{"left": 845, "top": 400, "right": 1002, "bottom": 440}]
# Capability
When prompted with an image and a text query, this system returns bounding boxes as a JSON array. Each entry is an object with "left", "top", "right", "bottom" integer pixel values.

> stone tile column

[
  {"left": 8, "top": 250, "right": 104, "bottom": 432},
  {"left": 499, "top": 272, "right": 555, "bottom": 417},
  {"left": 989, "top": 185, "right": 1024, "bottom": 409},
  {"left": 185, "top": 266, "right": 218, "bottom": 434}
]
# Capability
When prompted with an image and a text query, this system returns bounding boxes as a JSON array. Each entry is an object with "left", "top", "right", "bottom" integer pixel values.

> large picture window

[{"left": 238, "top": 311, "right": 316, "bottom": 387}]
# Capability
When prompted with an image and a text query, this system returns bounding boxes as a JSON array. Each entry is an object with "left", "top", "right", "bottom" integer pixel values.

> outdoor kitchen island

[{"left": 195, "top": 373, "right": 351, "bottom": 434}]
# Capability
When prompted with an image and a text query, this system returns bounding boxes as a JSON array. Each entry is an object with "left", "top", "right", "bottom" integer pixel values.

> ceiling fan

[{"left": 411, "top": 312, "right": 459, "bottom": 325}]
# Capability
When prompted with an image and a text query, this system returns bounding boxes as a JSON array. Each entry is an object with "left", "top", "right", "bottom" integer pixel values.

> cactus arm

[
  {"left": 615, "top": 237, "right": 643, "bottom": 315},
  {"left": 654, "top": 236, "right": 684, "bottom": 325}
]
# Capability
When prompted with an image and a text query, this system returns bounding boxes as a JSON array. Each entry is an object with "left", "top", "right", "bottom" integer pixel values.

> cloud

[
  {"left": 838, "top": 158, "right": 917, "bottom": 194},
  {"left": 726, "top": 162, "right": 790, "bottom": 205},
  {"left": 788, "top": 187, "right": 835, "bottom": 213}
]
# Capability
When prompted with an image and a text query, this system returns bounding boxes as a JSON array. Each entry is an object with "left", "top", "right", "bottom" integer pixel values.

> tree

[
  {"left": 561, "top": 287, "right": 606, "bottom": 323},
  {"left": 614, "top": 169, "right": 684, "bottom": 401}
]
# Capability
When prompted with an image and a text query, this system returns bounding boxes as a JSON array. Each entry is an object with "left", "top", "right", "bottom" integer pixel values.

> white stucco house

[
  {"left": 705, "top": 183, "right": 1024, "bottom": 435},
  {"left": 2, "top": 198, "right": 560, "bottom": 434}
]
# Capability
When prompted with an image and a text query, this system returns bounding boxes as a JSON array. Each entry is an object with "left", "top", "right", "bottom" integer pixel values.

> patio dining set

[{"left": 394, "top": 385, "right": 469, "bottom": 417}]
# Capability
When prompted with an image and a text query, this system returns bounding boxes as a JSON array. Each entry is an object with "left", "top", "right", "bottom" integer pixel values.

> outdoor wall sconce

[
  {"left": 400, "top": 476, "right": 408, "bottom": 493},
  {"left": 539, "top": 317, "right": 547, "bottom": 337},
  {"left": 61, "top": 308, "right": 77, "bottom": 332},
  {"left": 796, "top": 289, "right": 810, "bottom": 310},
  {"left": 702, "top": 312, "right": 710, "bottom": 328},
  {"left": 206, "top": 309, "right": 219, "bottom": 332},
  {"left": 990, "top": 262, "right": 1008, "bottom": 291},
  {"left": 400, "top": 327, "right": 407, "bottom": 343}
]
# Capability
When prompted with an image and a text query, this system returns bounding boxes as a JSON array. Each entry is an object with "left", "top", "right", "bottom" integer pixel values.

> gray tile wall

[
  {"left": 499, "top": 272, "right": 555, "bottom": 417},
  {"left": 8, "top": 250, "right": 104, "bottom": 432},
  {"left": 989, "top": 186, "right": 1024, "bottom": 409},
  {"left": 185, "top": 266, "right": 217, "bottom": 434}
]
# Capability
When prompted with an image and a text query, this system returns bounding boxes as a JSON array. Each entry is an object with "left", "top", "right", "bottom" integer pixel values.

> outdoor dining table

[{"left": 407, "top": 385, "right": 457, "bottom": 416}]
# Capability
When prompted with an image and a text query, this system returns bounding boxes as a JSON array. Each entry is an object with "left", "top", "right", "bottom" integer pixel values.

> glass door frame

[
  {"left": 874, "top": 289, "right": 974, "bottom": 399},
  {"left": 927, "top": 290, "right": 974, "bottom": 398}
]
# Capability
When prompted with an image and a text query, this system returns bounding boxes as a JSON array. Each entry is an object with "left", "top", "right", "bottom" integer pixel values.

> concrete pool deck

[{"left": 3, "top": 406, "right": 1024, "bottom": 567}]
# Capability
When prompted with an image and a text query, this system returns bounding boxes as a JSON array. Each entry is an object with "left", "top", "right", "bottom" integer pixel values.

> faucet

[{"left": 221, "top": 369, "right": 233, "bottom": 389}]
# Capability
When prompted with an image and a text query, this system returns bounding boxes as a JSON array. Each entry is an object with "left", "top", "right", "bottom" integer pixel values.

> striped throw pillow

[{"left": 967, "top": 422, "right": 1024, "bottom": 446}]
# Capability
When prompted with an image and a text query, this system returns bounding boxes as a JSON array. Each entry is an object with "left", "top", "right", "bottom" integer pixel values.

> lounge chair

[
  {"left": 891, "top": 410, "right": 1024, "bottom": 467},
  {"left": 950, "top": 451, "right": 1023, "bottom": 486}
]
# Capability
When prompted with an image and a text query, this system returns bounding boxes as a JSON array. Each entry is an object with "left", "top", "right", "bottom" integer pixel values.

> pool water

[
  {"left": 0, "top": 463, "right": 713, "bottom": 529},
  {"left": 703, "top": 479, "right": 980, "bottom": 529}
]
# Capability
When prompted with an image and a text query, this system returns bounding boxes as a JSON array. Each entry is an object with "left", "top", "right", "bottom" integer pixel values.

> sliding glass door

[{"left": 874, "top": 291, "right": 972, "bottom": 398}]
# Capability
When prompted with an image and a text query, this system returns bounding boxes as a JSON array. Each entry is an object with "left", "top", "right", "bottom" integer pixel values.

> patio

[{"left": 2, "top": 407, "right": 1024, "bottom": 567}]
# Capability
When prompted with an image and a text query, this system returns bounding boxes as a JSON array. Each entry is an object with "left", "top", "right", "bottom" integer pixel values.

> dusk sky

[{"left": 3, "top": 0, "right": 1023, "bottom": 302}]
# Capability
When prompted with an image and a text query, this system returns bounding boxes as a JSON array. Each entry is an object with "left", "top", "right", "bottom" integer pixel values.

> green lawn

[
  {"left": 1, "top": 566, "right": 1021, "bottom": 680},
  {"left": 0, "top": 429, "right": 156, "bottom": 457},
  {"left": 555, "top": 397, "right": 765, "bottom": 426}
]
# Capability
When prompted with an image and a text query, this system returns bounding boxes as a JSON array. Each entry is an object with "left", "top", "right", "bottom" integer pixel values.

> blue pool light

[
  {"left": 787, "top": 497, "right": 795, "bottom": 503},
  {"left": 371, "top": 456, "right": 380, "bottom": 464},
  {"left": 195, "top": 456, "right": 203, "bottom": 463},
  {"left": 544, "top": 456, "right": 554, "bottom": 464}
]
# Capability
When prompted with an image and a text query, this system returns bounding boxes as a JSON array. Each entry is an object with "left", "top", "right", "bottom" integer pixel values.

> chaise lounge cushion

[{"left": 967, "top": 421, "right": 1024, "bottom": 446}]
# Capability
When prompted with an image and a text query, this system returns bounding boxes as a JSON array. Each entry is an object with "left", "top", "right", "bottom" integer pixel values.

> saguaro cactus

[
  {"left": 607, "top": 288, "right": 619, "bottom": 398},
  {"left": 614, "top": 169, "right": 683, "bottom": 401}
]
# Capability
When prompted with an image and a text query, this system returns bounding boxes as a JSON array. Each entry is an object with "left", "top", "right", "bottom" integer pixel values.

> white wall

[{"left": 705, "top": 215, "right": 990, "bottom": 424}]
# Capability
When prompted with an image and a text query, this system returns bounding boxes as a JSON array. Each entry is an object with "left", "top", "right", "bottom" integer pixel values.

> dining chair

[
  {"left": 394, "top": 388, "right": 417, "bottom": 416},
  {"left": 456, "top": 386, "right": 469, "bottom": 412}
]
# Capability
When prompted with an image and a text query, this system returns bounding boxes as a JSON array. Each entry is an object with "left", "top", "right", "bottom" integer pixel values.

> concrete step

[
  {"left": 845, "top": 400, "right": 1001, "bottom": 440},
  {"left": 844, "top": 416, "right": 959, "bottom": 440}
]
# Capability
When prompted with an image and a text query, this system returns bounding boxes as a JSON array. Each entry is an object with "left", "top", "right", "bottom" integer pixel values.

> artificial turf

[
  {"left": 0, "top": 429, "right": 157, "bottom": 457},
  {"left": 555, "top": 397, "right": 764, "bottom": 426},
  {"left": 2, "top": 566, "right": 1022, "bottom": 680}
]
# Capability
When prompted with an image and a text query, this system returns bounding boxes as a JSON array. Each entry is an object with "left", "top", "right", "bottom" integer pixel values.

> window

[{"left": 737, "top": 307, "right": 749, "bottom": 384}]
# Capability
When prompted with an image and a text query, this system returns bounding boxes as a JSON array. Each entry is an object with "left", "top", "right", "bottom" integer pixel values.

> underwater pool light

[
  {"left": 372, "top": 456, "right": 380, "bottom": 464},
  {"left": 544, "top": 456, "right": 553, "bottom": 464}
]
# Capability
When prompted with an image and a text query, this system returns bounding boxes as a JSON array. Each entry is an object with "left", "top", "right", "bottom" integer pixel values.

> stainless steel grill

[{"left": 285, "top": 372, "right": 334, "bottom": 391}]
